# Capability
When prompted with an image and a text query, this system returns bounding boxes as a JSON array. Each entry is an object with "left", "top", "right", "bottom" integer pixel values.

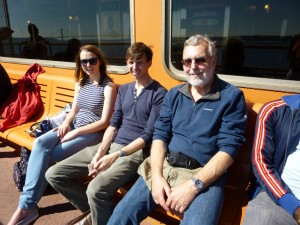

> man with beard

[{"left": 107, "top": 34, "right": 247, "bottom": 225}]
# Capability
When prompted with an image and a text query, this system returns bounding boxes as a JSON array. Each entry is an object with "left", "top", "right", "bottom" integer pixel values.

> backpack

[
  {"left": 13, "top": 146, "right": 31, "bottom": 191},
  {"left": 0, "top": 63, "right": 45, "bottom": 132}
]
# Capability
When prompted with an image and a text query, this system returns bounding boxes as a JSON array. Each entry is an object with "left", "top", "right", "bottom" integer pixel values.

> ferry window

[
  {"left": 1, "top": 0, "right": 131, "bottom": 65},
  {"left": 167, "top": 0, "right": 300, "bottom": 80},
  {"left": 0, "top": 1, "right": 5, "bottom": 27}
]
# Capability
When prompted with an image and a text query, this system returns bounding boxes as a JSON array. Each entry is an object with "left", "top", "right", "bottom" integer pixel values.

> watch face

[
  {"left": 191, "top": 177, "right": 203, "bottom": 190},
  {"left": 195, "top": 180, "right": 203, "bottom": 188},
  {"left": 119, "top": 150, "right": 125, "bottom": 157}
]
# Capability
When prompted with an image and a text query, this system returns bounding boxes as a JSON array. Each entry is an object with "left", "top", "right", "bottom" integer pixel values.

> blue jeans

[
  {"left": 19, "top": 129, "right": 103, "bottom": 209},
  {"left": 107, "top": 175, "right": 226, "bottom": 225},
  {"left": 242, "top": 191, "right": 297, "bottom": 225}
]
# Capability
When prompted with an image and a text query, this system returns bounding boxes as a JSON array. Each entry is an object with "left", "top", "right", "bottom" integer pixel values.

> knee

[
  {"left": 86, "top": 179, "right": 111, "bottom": 203},
  {"left": 33, "top": 131, "right": 57, "bottom": 149},
  {"left": 32, "top": 138, "right": 48, "bottom": 154},
  {"left": 33, "top": 136, "right": 47, "bottom": 147},
  {"left": 86, "top": 181, "right": 101, "bottom": 201},
  {"left": 45, "top": 165, "right": 58, "bottom": 185},
  {"left": 85, "top": 179, "right": 96, "bottom": 198}
]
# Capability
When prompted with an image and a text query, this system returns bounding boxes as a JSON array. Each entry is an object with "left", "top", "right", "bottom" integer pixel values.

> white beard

[{"left": 186, "top": 74, "right": 205, "bottom": 87}]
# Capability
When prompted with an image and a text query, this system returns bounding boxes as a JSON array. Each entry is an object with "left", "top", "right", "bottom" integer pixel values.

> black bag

[
  {"left": 13, "top": 147, "right": 31, "bottom": 191},
  {"left": 26, "top": 103, "right": 72, "bottom": 137},
  {"left": 166, "top": 151, "right": 201, "bottom": 169},
  {"left": 31, "top": 119, "right": 53, "bottom": 137}
]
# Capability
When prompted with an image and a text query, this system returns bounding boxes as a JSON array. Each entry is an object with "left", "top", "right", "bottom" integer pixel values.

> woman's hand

[
  {"left": 60, "top": 129, "right": 79, "bottom": 143},
  {"left": 56, "top": 122, "right": 71, "bottom": 139}
]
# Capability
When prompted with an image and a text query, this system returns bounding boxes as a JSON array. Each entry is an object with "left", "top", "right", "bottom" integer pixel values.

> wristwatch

[
  {"left": 191, "top": 176, "right": 204, "bottom": 192},
  {"left": 119, "top": 149, "right": 126, "bottom": 157}
]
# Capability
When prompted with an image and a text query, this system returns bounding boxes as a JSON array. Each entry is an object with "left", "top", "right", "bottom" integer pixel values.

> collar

[{"left": 282, "top": 94, "right": 300, "bottom": 109}]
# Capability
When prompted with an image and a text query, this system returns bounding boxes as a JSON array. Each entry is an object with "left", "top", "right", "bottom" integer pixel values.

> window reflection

[
  {"left": 21, "top": 23, "right": 50, "bottom": 59},
  {"left": 2, "top": 0, "right": 130, "bottom": 65},
  {"left": 286, "top": 34, "right": 300, "bottom": 80},
  {"left": 219, "top": 37, "right": 249, "bottom": 76},
  {"left": 169, "top": 0, "right": 300, "bottom": 79}
]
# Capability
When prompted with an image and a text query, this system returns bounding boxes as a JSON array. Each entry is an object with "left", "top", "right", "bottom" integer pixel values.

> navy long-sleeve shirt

[
  {"left": 153, "top": 75, "right": 247, "bottom": 166},
  {"left": 110, "top": 80, "right": 167, "bottom": 153}
]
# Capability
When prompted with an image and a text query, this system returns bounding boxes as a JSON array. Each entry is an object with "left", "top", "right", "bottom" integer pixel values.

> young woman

[{"left": 8, "top": 45, "right": 117, "bottom": 225}]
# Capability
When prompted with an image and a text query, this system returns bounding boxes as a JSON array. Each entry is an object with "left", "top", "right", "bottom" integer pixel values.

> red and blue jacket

[{"left": 252, "top": 94, "right": 300, "bottom": 217}]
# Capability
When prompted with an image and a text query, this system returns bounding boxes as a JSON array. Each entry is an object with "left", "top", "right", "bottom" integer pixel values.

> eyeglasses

[
  {"left": 181, "top": 56, "right": 212, "bottom": 67},
  {"left": 80, "top": 58, "right": 98, "bottom": 66}
]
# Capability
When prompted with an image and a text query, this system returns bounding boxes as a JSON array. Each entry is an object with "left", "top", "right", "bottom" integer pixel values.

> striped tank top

[{"left": 73, "top": 77, "right": 110, "bottom": 128}]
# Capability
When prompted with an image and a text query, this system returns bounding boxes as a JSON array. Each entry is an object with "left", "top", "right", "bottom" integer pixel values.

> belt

[{"left": 166, "top": 152, "right": 201, "bottom": 170}]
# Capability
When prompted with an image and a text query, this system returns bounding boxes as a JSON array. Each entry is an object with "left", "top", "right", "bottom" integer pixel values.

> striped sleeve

[
  {"left": 252, "top": 99, "right": 287, "bottom": 199},
  {"left": 253, "top": 99, "right": 300, "bottom": 216}
]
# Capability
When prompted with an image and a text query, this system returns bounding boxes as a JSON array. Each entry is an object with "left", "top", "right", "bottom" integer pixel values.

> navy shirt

[
  {"left": 110, "top": 80, "right": 167, "bottom": 153},
  {"left": 154, "top": 75, "right": 247, "bottom": 166}
]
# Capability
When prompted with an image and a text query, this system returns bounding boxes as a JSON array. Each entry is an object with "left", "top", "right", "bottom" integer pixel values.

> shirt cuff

[{"left": 279, "top": 192, "right": 300, "bottom": 217}]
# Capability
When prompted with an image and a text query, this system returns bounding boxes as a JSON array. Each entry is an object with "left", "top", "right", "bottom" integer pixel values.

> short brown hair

[{"left": 126, "top": 42, "right": 153, "bottom": 62}]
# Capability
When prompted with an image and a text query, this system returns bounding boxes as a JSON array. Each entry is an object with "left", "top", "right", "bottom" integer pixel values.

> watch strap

[
  {"left": 191, "top": 176, "right": 203, "bottom": 191},
  {"left": 119, "top": 149, "right": 126, "bottom": 157}
]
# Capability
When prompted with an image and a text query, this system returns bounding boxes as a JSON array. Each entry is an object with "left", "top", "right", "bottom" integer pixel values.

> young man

[
  {"left": 46, "top": 42, "right": 167, "bottom": 225},
  {"left": 243, "top": 95, "right": 300, "bottom": 225},
  {"left": 107, "top": 34, "right": 247, "bottom": 225}
]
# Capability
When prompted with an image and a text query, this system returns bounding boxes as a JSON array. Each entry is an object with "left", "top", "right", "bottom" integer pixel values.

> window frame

[
  {"left": 162, "top": 0, "right": 300, "bottom": 93},
  {"left": 0, "top": 0, "right": 135, "bottom": 75}
]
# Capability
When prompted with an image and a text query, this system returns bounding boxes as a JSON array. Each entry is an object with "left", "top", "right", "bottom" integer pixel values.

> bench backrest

[
  {"left": 219, "top": 102, "right": 262, "bottom": 225},
  {"left": 0, "top": 72, "right": 74, "bottom": 149}
]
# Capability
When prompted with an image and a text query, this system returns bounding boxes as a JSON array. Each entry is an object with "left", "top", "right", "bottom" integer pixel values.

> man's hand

[
  {"left": 151, "top": 175, "right": 172, "bottom": 211},
  {"left": 294, "top": 207, "right": 300, "bottom": 225},
  {"left": 166, "top": 180, "right": 198, "bottom": 213},
  {"left": 88, "top": 149, "right": 105, "bottom": 177},
  {"left": 88, "top": 151, "right": 119, "bottom": 177}
]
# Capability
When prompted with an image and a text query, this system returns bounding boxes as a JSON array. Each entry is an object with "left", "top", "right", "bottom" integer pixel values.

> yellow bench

[
  {"left": 0, "top": 71, "right": 75, "bottom": 149},
  {"left": 0, "top": 65, "right": 263, "bottom": 225}
]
